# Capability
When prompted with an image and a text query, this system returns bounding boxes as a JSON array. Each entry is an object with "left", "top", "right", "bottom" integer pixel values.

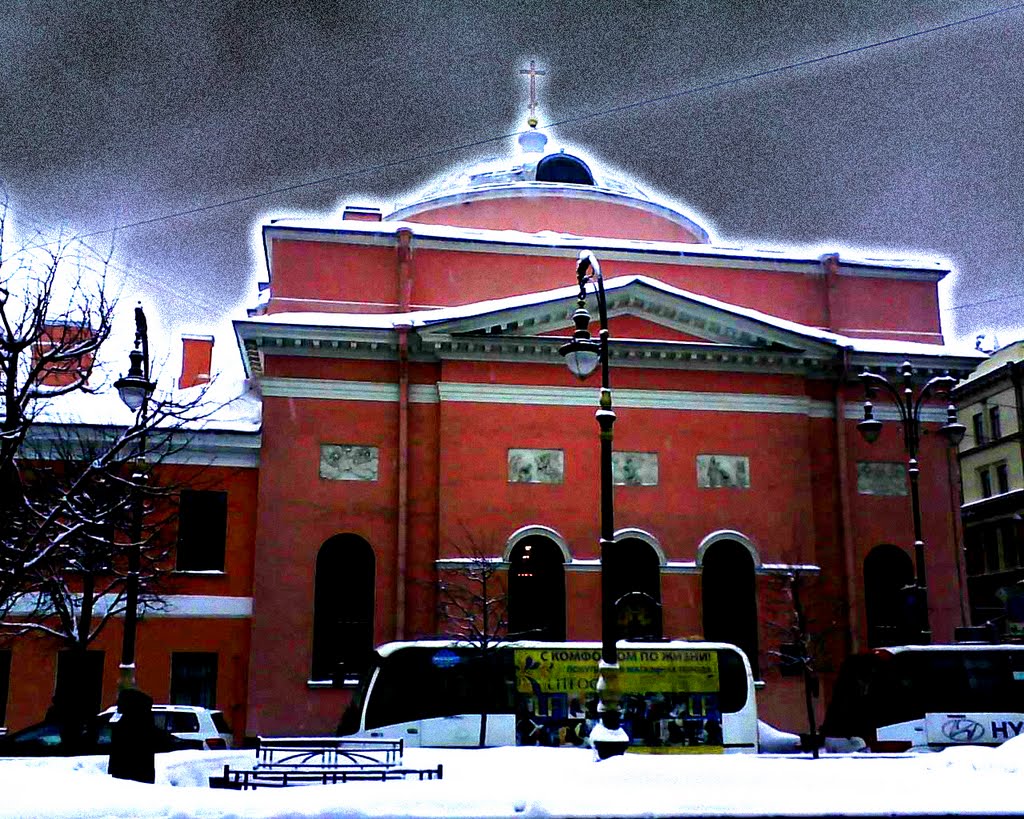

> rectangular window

[
  {"left": 170, "top": 652, "right": 218, "bottom": 708},
  {"left": 989, "top": 406, "right": 1002, "bottom": 440},
  {"left": 980, "top": 467, "right": 993, "bottom": 498},
  {"left": 54, "top": 651, "right": 105, "bottom": 717},
  {"left": 984, "top": 528, "right": 1000, "bottom": 573},
  {"left": 973, "top": 413, "right": 986, "bottom": 446},
  {"left": 996, "top": 463, "right": 1010, "bottom": 495},
  {"left": 0, "top": 650, "right": 10, "bottom": 727},
  {"left": 176, "top": 490, "right": 228, "bottom": 571}
]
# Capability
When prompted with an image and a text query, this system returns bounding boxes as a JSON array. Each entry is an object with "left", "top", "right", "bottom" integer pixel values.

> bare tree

[
  {"left": 436, "top": 527, "right": 509, "bottom": 747},
  {"left": 0, "top": 201, "right": 226, "bottom": 734},
  {"left": 766, "top": 566, "right": 845, "bottom": 758}
]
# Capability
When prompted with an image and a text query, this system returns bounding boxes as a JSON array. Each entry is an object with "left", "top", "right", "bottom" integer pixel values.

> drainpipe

[
  {"left": 835, "top": 347, "right": 860, "bottom": 654},
  {"left": 947, "top": 444, "right": 969, "bottom": 627},
  {"left": 394, "top": 228, "right": 413, "bottom": 641},
  {"left": 820, "top": 253, "right": 840, "bottom": 331}
]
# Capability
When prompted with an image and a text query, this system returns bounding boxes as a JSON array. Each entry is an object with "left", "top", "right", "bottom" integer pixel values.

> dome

[{"left": 388, "top": 129, "right": 711, "bottom": 244}]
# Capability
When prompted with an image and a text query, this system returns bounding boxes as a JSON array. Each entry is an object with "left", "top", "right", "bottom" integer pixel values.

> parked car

[
  {"left": 97, "top": 704, "right": 234, "bottom": 750},
  {"left": 0, "top": 717, "right": 200, "bottom": 757}
]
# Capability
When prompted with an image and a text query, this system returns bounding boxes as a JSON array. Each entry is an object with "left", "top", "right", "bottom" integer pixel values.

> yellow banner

[{"left": 515, "top": 648, "right": 720, "bottom": 695}]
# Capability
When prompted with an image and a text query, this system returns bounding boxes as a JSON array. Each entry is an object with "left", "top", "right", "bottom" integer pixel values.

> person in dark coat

[{"left": 107, "top": 688, "right": 157, "bottom": 783}]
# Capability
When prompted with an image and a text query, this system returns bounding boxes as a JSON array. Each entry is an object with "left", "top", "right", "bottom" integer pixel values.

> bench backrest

[{"left": 255, "top": 736, "right": 403, "bottom": 768}]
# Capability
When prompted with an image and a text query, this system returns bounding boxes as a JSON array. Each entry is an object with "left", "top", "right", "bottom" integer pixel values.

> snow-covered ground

[{"left": 3, "top": 739, "right": 1024, "bottom": 818}]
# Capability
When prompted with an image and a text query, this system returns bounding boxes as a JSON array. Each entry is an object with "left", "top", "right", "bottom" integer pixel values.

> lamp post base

[{"left": 591, "top": 725, "right": 629, "bottom": 759}]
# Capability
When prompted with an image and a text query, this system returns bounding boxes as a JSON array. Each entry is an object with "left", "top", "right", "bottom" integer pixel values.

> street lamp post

[
  {"left": 113, "top": 304, "right": 156, "bottom": 691},
  {"left": 857, "top": 361, "right": 965, "bottom": 644},
  {"left": 559, "top": 251, "right": 629, "bottom": 759}
]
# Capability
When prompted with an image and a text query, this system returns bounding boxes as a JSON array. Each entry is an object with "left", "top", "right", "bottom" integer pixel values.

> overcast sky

[{"left": 2, "top": 1, "right": 1022, "bottom": 374}]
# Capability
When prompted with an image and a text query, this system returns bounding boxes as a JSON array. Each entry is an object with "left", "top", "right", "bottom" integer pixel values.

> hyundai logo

[{"left": 941, "top": 718, "right": 986, "bottom": 743}]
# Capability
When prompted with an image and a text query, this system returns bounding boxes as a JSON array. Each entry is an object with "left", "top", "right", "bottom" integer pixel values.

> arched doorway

[
  {"left": 311, "top": 534, "right": 375, "bottom": 682},
  {"left": 507, "top": 536, "right": 566, "bottom": 640},
  {"left": 608, "top": 537, "right": 663, "bottom": 640},
  {"left": 864, "top": 544, "right": 915, "bottom": 647},
  {"left": 701, "top": 539, "right": 759, "bottom": 677}
]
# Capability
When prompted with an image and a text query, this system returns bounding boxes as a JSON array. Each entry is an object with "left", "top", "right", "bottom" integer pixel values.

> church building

[{"left": 1, "top": 109, "right": 984, "bottom": 741}]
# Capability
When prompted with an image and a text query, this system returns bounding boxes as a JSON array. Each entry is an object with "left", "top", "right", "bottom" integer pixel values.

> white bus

[
  {"left": 822, "top": 643, "right": 1024, "bottom": 752},
  {"left": 339, "top": 640, "right": 759, "bottom": 753}
]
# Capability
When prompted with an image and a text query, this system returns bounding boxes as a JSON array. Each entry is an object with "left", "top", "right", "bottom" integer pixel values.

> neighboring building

[
  {"left": 0, "top": 124, "right": 985, "bottom": 739},
  {"left": 954, "top": 338, "right": 1024, "bottom": 635}
]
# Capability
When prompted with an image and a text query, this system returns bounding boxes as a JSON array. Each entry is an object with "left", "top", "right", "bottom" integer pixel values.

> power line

[{"left": 68, "top": 1, "right": 1024, "bottom": 242}]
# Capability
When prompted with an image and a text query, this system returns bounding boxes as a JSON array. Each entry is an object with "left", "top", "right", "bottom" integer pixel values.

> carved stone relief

[
  {"left": 612, "top": 452, "right": 658, "bottom": 486},
  {"left": 508, "top": 449, "right": 564, "bottom": 484},
  {"left": 696, "top": 454, "right": 750, "bottom": 489},
  {"left": 319, "top": 444, "right": 379, "bottom": 481},
  {"left": 857, "top": 461, "right": 907, "bottom": 496}
]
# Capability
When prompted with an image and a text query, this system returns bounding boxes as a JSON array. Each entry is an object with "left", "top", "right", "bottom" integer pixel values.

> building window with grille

[
  {"left": 176, "top": 490, "right": 228, "bottom": 571},
  {"left": 989, "top": 406, "right": 1002, "bottom": 440},
  {"left": 54, "top": 651, "right": 105, "bottom": 718},
  {"left": 701, "top": 540, "right": 759, "bottom": 677},
  {"left": 311, "top": 534, "right": 375, "bottom": 683},
  {"left": 0, "top": 650, "right": 10, "bottom": 727},
  {"left": 507, "top": 537, "right": 566, "bottom": 641},
  {"left": 996, "top": 463, "right": 1010, "bottom": 495},
  {"left": 973, "top": 413, "right": 986, "bottom": 446},
  {"left": 979, "top": 467, "right": 993, "bottom": 498},
  {"left": 170, "top": 652, "right": 218, "bottom": 708}
]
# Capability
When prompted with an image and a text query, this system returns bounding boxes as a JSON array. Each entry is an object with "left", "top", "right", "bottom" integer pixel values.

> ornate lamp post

[
  {"left": 559, "top": 251, "right": 628, "bottom": 759},
  {"left": 113, "top": 304, "right": 156, "bottom": 690},
  {"left": 857, "top": 361, "right": 965, "bottom": 644}
]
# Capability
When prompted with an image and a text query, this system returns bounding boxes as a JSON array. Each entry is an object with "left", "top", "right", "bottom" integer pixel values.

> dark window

[
  {"left": 864, "top": 545, "right": 916, "bottom": 647},
  {"left": 984, "top": 528, "right": 1000, "bottom": 573},
  {"left": 312, "top": 534, "right": 375, "bottom": 681},
  {"left": 54, "top": 650, "right": 105, "bottom": 717},
  {"left": 170, "top": 652, "right": 218, "bottom": 708},
  {"left": 701, "top": 540, "right": 759, "bottom": 678},
  {"left": 980, "top": 468, "right": 993, "bottom": 498},
  {"left": 535, "top": 153, "right": 595, "bottom": 185},
  {"left": 973, "top": 413, "right": 986, "bottom": 445},
  {"left": 0, "top": 650, "right": 10, "bottom": 726},
  {"left": 153, "top": 711, "right": 201, "bottom": 733},
  {"left": 507, "top": 537, "right": 566, "bottom": 641},
  {"left": 996, "top": 463, "right": 1010, "bottom": 495},
  {"left": 989, "top": 407, "right": 1002, "bottom": 440},
  {"left": 608, "top": 538, "right": 662, "bottom": 640},
  {"left": 176, "top": 490, "right": 228, "bottom": 571}
]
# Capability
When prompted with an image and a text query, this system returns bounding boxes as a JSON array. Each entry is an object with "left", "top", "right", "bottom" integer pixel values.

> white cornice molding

[
  {"left": 255, "top": 377, "right": 953, "bottom": 421},
  {"left": 8, "top": 594, "right": 253, "bottom": 618}
]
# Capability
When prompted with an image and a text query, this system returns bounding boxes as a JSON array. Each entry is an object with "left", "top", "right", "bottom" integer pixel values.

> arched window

[
  {"left": 535, "top": 153, "right": 595, "bottom": 185},
  {"left": 864, "top": 544, "right": 915, "bottom": 648},
  {"left": 507, "top": 536, "right": 566, "bottom": 640},
  {"left": 608, "top": 537, "right": 663, "bottom": 640},
  {"left": 311, "top": 534, "right": 375, "bottom": 682},
  {"left": 701, "top": 540, "right": 759, "bottom": 677}
]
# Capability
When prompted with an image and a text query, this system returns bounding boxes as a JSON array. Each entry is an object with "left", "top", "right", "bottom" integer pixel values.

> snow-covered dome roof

[{"left": 389, "top": 129, "right": 710, "bottom": 244}]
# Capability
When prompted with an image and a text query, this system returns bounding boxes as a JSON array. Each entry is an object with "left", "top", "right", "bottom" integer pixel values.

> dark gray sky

[{"left": 3, "top": 0, "right": 1022, "bottom": 372}]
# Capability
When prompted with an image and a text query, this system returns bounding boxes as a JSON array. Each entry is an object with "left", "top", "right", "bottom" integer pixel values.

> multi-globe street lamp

[
  {"left": 857, "top": 361, "right": 965, "bottom": 644},
  {"left": 558, "top": 251, "right": 629, "bottom": 759},
  {"left": 113, "top": 304, "right": 156, "bottom": 691}
]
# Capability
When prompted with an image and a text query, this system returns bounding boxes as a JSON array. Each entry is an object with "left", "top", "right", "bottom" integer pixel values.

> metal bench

[
  {"left": 255, "top": 736, "right": 404, "bottom": 770},
  {"left": 211, "top": 762, "right": 443, "bottom": 790},
  {"left": 209, "top": 736, "right": 443, "bottom": 789}
]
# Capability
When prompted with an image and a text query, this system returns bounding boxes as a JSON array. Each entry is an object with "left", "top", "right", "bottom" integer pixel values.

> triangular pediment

[{"left": 418, "top": 275, "right": 839, "bottom": 355}]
